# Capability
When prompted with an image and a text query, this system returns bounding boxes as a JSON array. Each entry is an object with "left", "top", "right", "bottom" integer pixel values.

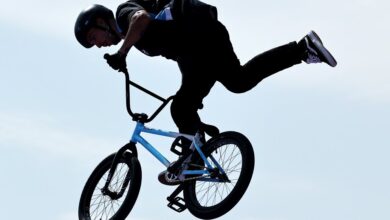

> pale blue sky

[{"left": 1, "top": 0, "right": 389, "bottom": 219}]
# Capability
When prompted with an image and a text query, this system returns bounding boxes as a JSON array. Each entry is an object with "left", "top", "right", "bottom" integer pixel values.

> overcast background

[{"left": 1, "top": 0, "right": 389, "bottom": 219}]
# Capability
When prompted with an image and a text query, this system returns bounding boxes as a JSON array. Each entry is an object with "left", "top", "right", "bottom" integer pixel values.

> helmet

[{"left": 74, "top": 4, "right": 114, "bottom": 48}]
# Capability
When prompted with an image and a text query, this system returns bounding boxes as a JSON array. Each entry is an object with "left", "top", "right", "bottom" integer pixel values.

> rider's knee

[{"left": 221, "top": 81, "right": 253, "bottom": 94}]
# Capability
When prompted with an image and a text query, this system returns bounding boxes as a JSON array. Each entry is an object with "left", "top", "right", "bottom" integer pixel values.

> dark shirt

[{"left": 116, "top": 0, "right": 182, "bottom": 60}]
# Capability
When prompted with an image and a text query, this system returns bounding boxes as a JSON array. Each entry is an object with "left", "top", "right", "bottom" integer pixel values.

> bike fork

[{"left": 102, "top": 142, "right": 137, "bottom": 199}]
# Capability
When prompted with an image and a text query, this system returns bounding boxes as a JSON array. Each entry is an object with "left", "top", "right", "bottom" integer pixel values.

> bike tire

[
  {"left": 78, "top": 153, "right": 142, "bottom": 220},
  {"left": 183, "top": 131, "right": 255, "bottom": 219}
]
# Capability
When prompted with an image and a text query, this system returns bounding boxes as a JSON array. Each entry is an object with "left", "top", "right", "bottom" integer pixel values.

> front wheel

[
  {"left": 184, "top": 131, "right": 255, "bottom": 219},
  {"left": 78, "top": 153, "right": 142, "bottom": 220}
]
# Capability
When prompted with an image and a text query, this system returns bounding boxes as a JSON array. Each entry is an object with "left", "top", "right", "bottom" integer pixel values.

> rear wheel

[
  {"left": 78, "top": 153, "right": 142, "bottom": 220},
  {"left": 184, "top": 131, "right": 255, "bottom": 219}
]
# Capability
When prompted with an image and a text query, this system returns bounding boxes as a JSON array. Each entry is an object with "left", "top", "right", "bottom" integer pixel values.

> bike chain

[{"left": 167, "top": 173, "right": 211, "bottom": 184}]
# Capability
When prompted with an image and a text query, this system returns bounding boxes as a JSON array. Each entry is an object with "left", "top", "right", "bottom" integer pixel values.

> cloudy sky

[{"left": 1, "top": 0, "right": 389, "bottom": 219}]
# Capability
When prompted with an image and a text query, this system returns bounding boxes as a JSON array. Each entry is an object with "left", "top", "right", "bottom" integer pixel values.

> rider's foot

[
  {"left": 299, "top": 30, "right": 337, "bottom": 67},
  {"left": 158, "top": 133, "right": 207, "bottom": 186}
]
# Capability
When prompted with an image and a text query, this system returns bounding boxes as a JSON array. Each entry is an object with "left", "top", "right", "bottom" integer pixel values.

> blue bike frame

[{"left": 129, "top": 122, "right": 225, "bottom": 180}]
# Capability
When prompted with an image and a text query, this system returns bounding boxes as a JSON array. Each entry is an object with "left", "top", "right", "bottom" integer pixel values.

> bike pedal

[{"left": 167, "top": 197, "right": 186, "bottom": 213}]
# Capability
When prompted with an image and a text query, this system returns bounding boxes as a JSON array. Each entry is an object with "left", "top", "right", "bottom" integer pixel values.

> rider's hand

[{"left": 104, "top": 52, "right": 127, "bottom": 72}]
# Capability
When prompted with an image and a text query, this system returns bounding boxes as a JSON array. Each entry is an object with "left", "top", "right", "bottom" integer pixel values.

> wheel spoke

[{"left": 194, "top": 141, "right": 243, "bottom": 207}]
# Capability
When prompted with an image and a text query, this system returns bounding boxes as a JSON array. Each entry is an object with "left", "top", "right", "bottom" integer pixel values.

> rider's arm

[{"left": 118, "top": 10, "right": 151, "bottom": 55}]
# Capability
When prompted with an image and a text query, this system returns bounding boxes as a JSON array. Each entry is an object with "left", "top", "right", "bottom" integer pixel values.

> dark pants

[{"left": 171, "top": 21, "right": 303, "bottom": 135}]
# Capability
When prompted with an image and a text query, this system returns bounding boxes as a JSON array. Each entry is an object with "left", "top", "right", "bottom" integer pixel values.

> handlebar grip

[
  {"left": 104, "top": 53, "right": 128, "bottom": 73},
  {"left": 120, "top": 67, "right": 128, "bottom": 74}
]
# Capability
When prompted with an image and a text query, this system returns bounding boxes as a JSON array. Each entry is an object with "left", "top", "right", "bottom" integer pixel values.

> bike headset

[{"left": 74, "top": 4, "right": 117, "bottom": 48}]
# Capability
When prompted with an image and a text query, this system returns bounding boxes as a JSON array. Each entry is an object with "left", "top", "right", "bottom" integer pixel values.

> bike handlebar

[
  {"left": 103, "top": 53, "right": 174, "bottom": 123},
  {"left": 121, "top": 68, "right": 174, "bottom": 123},
  {"left": 115, "top": 67, "right": 219, "bottom": 137}
]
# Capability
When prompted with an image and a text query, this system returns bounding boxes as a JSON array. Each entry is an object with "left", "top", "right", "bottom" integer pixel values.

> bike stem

[{"left": 101, "top": 142, "right": 138, "bottom": 199}]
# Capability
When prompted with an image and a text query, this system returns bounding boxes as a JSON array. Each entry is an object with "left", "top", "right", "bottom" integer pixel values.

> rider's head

[{"left": 74, "top": 4, "right": 122, "bottom": 48}]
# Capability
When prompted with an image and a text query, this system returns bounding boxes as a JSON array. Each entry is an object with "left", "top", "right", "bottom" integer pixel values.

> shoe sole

[{"left": 308, "top": 31, "right": 337, "bottom": 67}]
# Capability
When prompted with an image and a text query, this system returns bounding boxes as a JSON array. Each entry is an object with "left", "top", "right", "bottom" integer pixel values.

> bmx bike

[{"left": 78, "top": 68, "right": 255, "bottom": 219}]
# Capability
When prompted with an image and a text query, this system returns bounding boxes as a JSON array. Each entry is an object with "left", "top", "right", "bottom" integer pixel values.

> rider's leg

[
  {"left": 170, "top": 58, "right": 216, "bottom": 136},
  {"left": 159, "top": 59, "right": 215, "bottom": 185},
  {"left": 219, "top": 41, "right": 304, "bottom": 93},
  {"left": 202, "top": 21, "right": 336, "bottom": 93}
]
